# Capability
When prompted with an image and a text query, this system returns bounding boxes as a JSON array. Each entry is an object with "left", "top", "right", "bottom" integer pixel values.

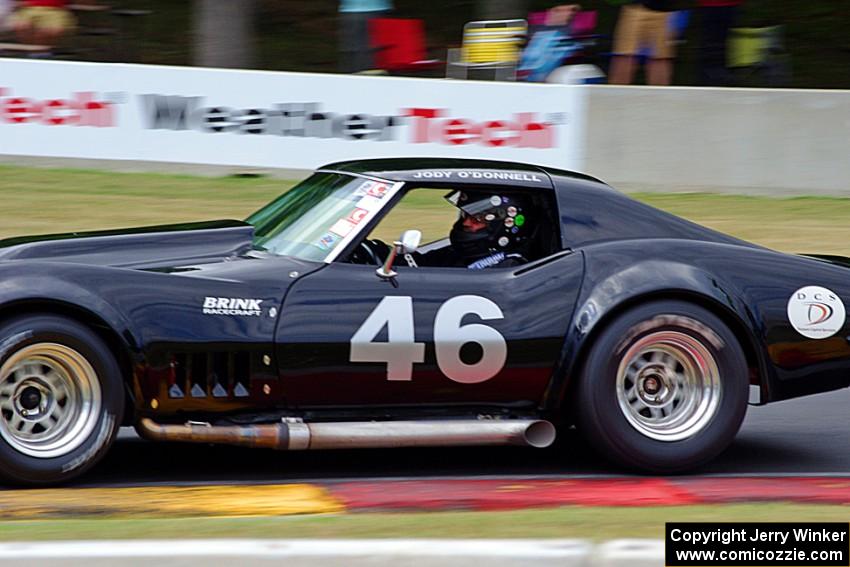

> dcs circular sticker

[{"left": 787, "top": 285, "right": 846, "bottom": 339}]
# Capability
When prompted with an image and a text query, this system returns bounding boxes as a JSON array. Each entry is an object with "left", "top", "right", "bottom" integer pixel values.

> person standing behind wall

[
  {"left": 10, "top": 0, "right": 76, "bottom": 52},
  {"left": 338, "top": 0, "right": 393, "bottom": 73},
  {"left": 697, "top": 0, "right": 743, "bottom": 85},
  {"left": 0, "top": 0, "right": 13, "bottom": 32},
  {"left": 608, "top": 0, "right": 677, "bottom": 85}
]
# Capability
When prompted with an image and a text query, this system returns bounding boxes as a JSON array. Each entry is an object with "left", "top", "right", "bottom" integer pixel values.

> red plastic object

[
  {"left": 571, "top": 10, "right": 598, "bottom": 37},
  {"left": 527, "top": 11, "right": 548, "bottom": 26},
  {"left": 369, "top": 18, "right": 443, "bottom": 73}
]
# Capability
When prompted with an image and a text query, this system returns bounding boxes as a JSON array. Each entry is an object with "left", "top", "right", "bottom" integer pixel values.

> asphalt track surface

[{"left": 71, "top": 387, "right": 850, "bottom": 488}]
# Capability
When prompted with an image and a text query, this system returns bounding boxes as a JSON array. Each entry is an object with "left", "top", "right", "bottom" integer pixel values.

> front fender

[{"left": 0, "top": 262, "right": 139, "bottom": 352}]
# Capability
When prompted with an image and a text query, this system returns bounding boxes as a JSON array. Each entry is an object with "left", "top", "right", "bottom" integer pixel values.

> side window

[
  {"left": 347, "top": 186, "right": 559, "bottom": 270},
  {"left": 368, "top": 188, "right": 457, "bottom": 248}
]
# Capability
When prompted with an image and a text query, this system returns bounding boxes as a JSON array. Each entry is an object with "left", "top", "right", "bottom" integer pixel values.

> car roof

[
  {"left": 319, "top": 158, "right": 752, "bottom": 249},
  {"left": 319, "top": 157, "right": 605, "bottom": 189}
]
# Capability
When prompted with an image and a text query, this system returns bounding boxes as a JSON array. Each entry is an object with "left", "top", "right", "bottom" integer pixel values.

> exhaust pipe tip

[{"left": 523, "top": 420, "right": 557, "bottom": 448}]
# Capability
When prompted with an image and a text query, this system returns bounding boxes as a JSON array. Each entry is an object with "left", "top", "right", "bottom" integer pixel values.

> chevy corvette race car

[{"left": 1, "top": 157, "right": 849, "bottom": 485}]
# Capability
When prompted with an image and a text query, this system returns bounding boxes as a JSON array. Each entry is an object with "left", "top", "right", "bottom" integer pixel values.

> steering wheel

[{"left": 356, "top": 239, "right": 390, "bottom": 266}]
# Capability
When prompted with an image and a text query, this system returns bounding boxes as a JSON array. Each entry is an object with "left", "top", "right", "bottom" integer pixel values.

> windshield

[{"left": 247, "top": 172, "right": 399, "bottom": 261}]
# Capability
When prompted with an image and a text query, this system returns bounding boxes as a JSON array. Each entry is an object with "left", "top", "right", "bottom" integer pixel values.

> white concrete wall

[
  {"left": 585, "top": 86, "right": 850, "bottom": 195},
  {"left": 0, "top": 539, "right": 661, "bottom": 567},
  {"left": 3, "top": 58, "right": 849, "bottom": 197},
  {"left": 0, "top": 59, "right": 586, "bottom": 172}
]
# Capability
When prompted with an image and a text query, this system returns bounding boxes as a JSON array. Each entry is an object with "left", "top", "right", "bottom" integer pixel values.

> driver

[{"left": 413, "top": 190, "right": 534, "bottom": 269}]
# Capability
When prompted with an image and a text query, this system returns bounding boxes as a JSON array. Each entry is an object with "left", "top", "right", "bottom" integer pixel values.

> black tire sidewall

[
  {"left": 0, "top": 314, "right": 124, "bottom": 485},
  {"left": 577, "top": 300, "right": 748, "bottom": 473}
]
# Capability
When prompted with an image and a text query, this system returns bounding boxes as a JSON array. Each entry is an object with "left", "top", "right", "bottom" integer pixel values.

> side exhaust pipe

[{"left": 137, "top": 418, "right": 556, "bottom": 450}]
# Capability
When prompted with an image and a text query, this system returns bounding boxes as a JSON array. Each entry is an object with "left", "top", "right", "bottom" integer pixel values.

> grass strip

[
  {"left": 0, "top": 504, "right": 848, "bottom": 541},
  {"left": 4, "top": 165, "right": 850, "bottom": 253}
]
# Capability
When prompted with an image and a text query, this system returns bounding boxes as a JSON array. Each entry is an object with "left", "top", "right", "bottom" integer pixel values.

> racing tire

[
  {"left": 576, "top": 300, "right": 748, "bottom": 473},
  {"left": 0, "top": 314, "right": 124, "bottom": 485}
]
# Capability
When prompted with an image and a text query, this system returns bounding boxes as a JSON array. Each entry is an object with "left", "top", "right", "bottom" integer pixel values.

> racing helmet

[{"left": 445, "top": 190, "right": 533, "bottom": 261}]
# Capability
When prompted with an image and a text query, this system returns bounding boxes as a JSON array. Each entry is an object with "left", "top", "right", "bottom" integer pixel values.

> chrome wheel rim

[
  {"left": 616, "top": 331, "right": 721, "bottom": 442},
  {"left": 0, "top": 343, "right": 102, "bottom": 458}
]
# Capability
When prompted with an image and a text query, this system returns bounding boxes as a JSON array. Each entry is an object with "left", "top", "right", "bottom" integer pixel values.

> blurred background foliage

[{"left": 119, "top": 0, "right": 849, "bottom": 89}]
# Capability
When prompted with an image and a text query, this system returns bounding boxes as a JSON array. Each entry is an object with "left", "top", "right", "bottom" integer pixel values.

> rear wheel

[
  {"left": 0, "top": 315, "right": 123, "bottom": 485},
  {"left": 576, "top": 300, "right": 748, "bottom": 473}
]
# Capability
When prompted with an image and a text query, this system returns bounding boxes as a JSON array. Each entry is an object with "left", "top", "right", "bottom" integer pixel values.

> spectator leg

[
  {"left": 699, "top": 6, "right": 736, "bottom": 86},
  {"left": 339, "top": 11, "right": 373, "bottom": 73},
  {"left": 647, "top": 57, "right": 672, "bottom": 86},
  {"left": 14, "top": 20, "right": 37, "bottom": 45},
  {"left": 339, "top": 12, "right": 356, "bottom": 73},
  {"left": 32, "top": 26, "right": 62, "bottom": 47},
  {"left": 609, "top": 55, "right": 636, "bottom": 84},
  {"left": 609, "top": 5, "right": 641, "bottom": 85}
]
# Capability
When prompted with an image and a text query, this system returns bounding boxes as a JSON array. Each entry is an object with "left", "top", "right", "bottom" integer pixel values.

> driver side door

[
  {"left": 275, "top": 253, "right": 584, "bottom": 409},
  {"left": 275, "top": 181, "right": 583, "bottom": 409}
]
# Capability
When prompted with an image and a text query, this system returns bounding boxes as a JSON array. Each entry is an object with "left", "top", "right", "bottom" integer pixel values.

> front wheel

[
  {"left": 0, "top": 315, "right": 124, "bottom": 485},
  {"left": 576, "top": 300, "right": 748, "bottom": 473}
]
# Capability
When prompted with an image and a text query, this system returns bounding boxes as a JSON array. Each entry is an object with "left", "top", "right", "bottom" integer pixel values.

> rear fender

[{"left": 542, "top": 259, "right": 769, "bottom": 411}]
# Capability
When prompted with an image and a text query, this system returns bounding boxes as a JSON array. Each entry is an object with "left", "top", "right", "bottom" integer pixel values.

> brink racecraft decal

[{"left": 203, "top": 297, "right": 263, "bottom": 317}]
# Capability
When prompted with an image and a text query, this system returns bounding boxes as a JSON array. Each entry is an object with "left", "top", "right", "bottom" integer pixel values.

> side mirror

[
  {"left": 398, "top": 229, "right": 422, "bottom": 254},
  {"left": 376, "top": 230, "right": 421, "bottom": 279}
]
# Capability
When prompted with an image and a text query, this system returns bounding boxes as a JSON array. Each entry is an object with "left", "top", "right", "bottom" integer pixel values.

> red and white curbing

[{"left": 327, "top": 477, "right": 850, "bottom": 511}]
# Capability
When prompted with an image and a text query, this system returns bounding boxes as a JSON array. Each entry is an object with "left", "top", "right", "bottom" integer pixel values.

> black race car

[{"left": 1, "top": 157, "right": 848, "bottom": 484}]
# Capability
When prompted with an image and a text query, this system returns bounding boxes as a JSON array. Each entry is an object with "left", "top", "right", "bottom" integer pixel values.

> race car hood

[{"left": 0, "top": 220, "right": 255, "bottom": 269}]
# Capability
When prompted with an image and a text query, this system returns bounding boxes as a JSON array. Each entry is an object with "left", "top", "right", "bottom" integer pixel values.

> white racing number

[
  {"left": 350, "top": 296, "right": 425, "bottom": 381},
  {"left": 435, "top": 295, "right": 507, "bottom": 383},
  {"left": 350, "top": 295, "right": 506, "bottom": 383}
]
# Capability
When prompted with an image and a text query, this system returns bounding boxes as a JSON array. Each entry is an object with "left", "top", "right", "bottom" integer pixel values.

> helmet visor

[{"left": 445, "top": 191, "right": 506, "bottom": 218}]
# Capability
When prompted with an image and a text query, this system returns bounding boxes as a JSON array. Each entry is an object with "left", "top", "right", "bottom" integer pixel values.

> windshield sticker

[
  {"left": 322, "top": 180, "right": 402, "bottom": 264},
  {"left": 317, "top": 232, "right": 342, "bottom": 251},
  {"left": 356, "top": 195, "right": 384, "bottom": 211},
  {"left": 353, "top": 181, "right": 390, "bottom": 199},
  {"left": 330, "top": 219, "right": 356, "bottom": 237},
  {"left": 347, "top": 207, "right": 369, "bottom": 224},
  {"left": 366, "top": 183, "right": 390, "bottom": 198},
  {"left": 352, "top": 181, "right": 374, "bottom": 197}
]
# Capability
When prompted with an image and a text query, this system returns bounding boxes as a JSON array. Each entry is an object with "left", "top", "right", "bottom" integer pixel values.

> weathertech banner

[
  {"left": 666, "top": 523, "right": 850, "bottom": 567},
  {"left": 0, "top": 59, "right": 586, "bottom": 170}
]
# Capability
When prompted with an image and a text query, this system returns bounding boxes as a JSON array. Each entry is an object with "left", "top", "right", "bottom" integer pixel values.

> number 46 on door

[{"left": 350, "top": 295, "right": 507, "bottom": 384}]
